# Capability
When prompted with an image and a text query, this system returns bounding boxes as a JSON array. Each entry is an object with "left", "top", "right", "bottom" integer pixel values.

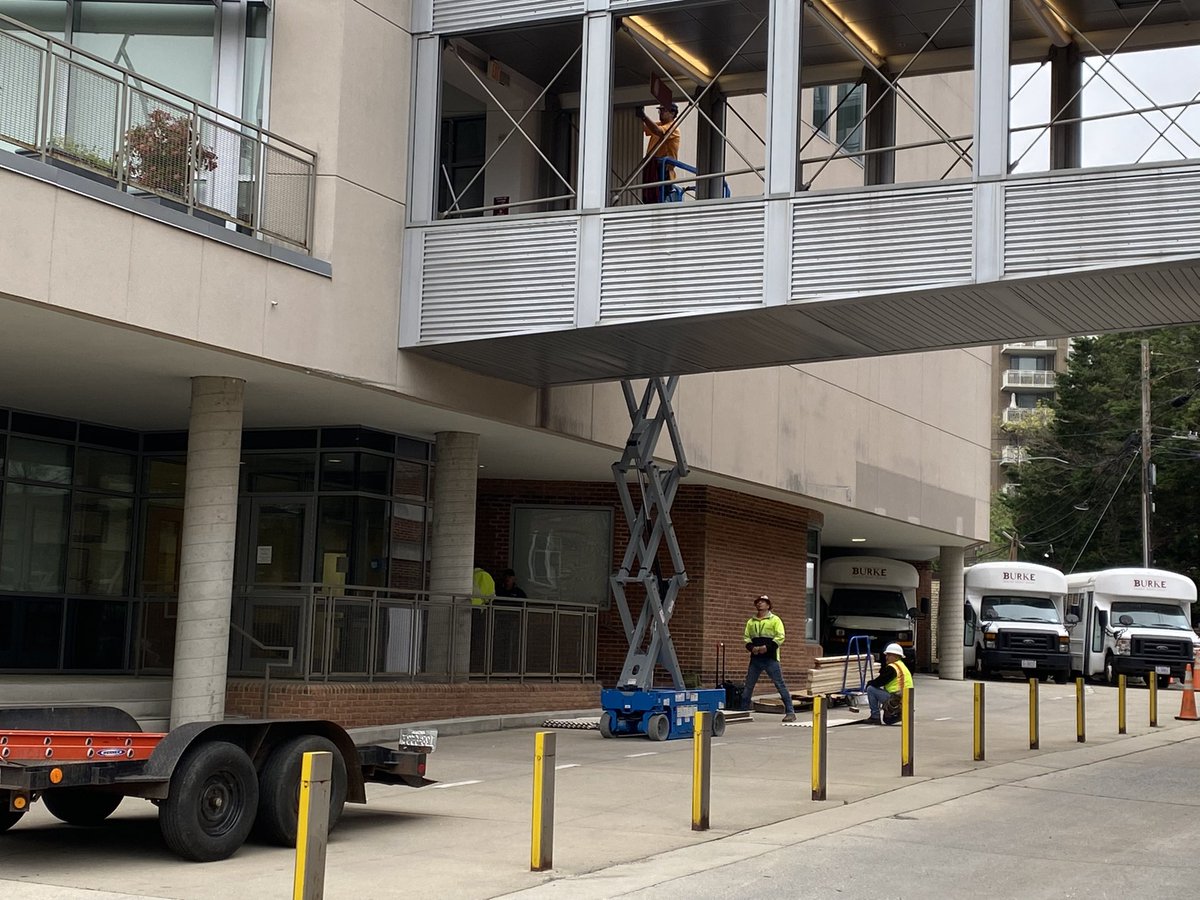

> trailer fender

[{"left": 143, "top": 720, "right": 366, "bottom": 803}]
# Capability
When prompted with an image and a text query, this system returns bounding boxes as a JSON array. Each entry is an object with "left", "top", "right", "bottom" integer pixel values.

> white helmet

[{"left": 883, "top": 643, "right": 905, "bottom": 657}]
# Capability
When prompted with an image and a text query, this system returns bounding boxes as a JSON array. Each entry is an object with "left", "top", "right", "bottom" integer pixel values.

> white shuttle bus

[
  {"left": 963, "top": 562, "right": 1071, "bottom": 681},
  {"left": 1065, "top": 568, "right": 1199, "bottom": 686},
  {"left": 820, "top": 556, "right": 919, "bottom": 664}
]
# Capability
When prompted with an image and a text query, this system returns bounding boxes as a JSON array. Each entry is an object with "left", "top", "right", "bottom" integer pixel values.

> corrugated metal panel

[
  {"left": 599, "top": 205, "right": 766, "bottom": 321},
  {"left": 419, "top": 221, "right": 578, "bottom": 342},
  {"left": 791, "top": 185, "right": 974, "bottom": 301},
  {"left": 431, "top": 0, "right": 584, "bottom": 33},
  {"left": 1005, "top": 166, "right": 1200, "bottom": 276}
]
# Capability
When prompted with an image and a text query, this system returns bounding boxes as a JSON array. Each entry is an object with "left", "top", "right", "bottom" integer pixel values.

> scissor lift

[{"left": 599, "top": 378, "right": 725, "bottom": 741}]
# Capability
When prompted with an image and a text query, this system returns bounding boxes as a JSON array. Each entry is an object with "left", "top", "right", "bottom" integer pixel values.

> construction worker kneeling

[{"left": 860, "top": 643, "right": 911, "bottom": 726}]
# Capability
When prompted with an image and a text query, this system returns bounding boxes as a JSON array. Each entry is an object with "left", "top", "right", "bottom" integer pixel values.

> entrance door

[{"left": 233, "top": 498, "right": 314, "bottom": 674}]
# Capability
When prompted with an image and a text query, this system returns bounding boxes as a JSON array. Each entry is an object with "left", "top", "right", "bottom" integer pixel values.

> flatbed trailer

[{"left": 0, "top": 706, "right": 435, "bottom": 862}]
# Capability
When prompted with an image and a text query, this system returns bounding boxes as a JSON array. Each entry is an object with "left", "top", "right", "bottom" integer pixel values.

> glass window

[
  {"left": 319, "top": 453, "right": 355, "bottom": 493},
  {"left": 0, "top": 1, "right": 67, "bottom": 37},
  {"left": 0, "top": 597, "right": 63, "bottom": 668},
  {"left": 7, "top": 437, "right": 72, "bottom": 484},
  {"left": 835, "top": 83, "right": 865, "bottom": 155},
  {"left": 358, "top": 454, "right": 390, "bottom": 495},
  {"left": 1091, "top": 605, "right": 1104, "bottom": 653},
  {"left": 68, "top": 494, "right": 133, "bottom": 595},
  {"left": 320, "top": 452, "right": 391, "bottom": 495},
  {"left": 0, "top": 483, "right": 70, "bottom": 592},
  {"left": 241, "top": 3, "right": 269, "bottom": 126},
  {"left": 140, "top": 498, "right": 183, "bottom": 595},
  {"left": 389, "top": 503, "right": 426, "bottom": 591},
  {"left": 73, "top": 2, "right": 217, "bottom": 103},
  {"left": 244, "top": 453, "right": 315, "bottom": 493},
  {"left": 1014, "top": 393, "right": 1040, "bottom": 409},
  {"left": 393, "top": 460, "right": 428, "bottom": 501},
  {"left": 75, "top": 447, "right": 135, "bottom": 492},
  {"left": 510, "top": 506, "right": 612, "bottom": 606},
  {"left": 64, "top": 598, "right": 128, "bottom": 669},
  {"left": 812, "top": 85, "right": 830, "bottom": 136},
  {"left": 1011, "top": 356, "right": 1049, "bottom": 371},
  {"left": 314, "top": 496, "right": 389, "bottom": 587}
]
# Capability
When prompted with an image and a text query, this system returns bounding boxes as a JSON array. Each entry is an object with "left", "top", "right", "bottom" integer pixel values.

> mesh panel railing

[
  {"left": 0, "top": 18, "right": 316, "bottom": 252},
  {"left": 227, "top": 584, "right": 600, "bottom": 683}
]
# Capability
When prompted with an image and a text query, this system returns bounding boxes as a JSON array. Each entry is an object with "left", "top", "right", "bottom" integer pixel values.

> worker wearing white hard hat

[{"left": 860, "top": 643, "right": 912, "bottom": 725}]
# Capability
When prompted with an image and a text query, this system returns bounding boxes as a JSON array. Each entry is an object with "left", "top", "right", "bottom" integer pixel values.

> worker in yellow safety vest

[
  {"left": 740, "top": 594, "right": 797, "bottom": 723},
  {"left": 472, "top": 567, "right": 495, "bottom": 606},
  {"left": 861, "top": 642, "right": 912, "bottom": 725}
]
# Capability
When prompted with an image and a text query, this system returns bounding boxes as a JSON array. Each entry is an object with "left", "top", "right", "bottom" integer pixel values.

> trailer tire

[
  {"left": 710, "top": 711, "right": 726, "bottom": 738},
  {"left": 159, "top": 741, "right": 259, "bottom": 862},
  {"left": 0, "top": 809, "right": 23, "bottom": 832},
  {"left": 646, "top": 713, "right": 669, "bottom": 742},
  {"left": 43, "top": 788, "right": 122, "bottom": 826},
  {"left": 254, "top": 735, "right": 347, "bottom": 847}
]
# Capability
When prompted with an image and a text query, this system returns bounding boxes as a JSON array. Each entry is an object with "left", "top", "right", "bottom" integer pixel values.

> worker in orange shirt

[{"left": 637, "top": 103, "right": 680, "bottom": 203}]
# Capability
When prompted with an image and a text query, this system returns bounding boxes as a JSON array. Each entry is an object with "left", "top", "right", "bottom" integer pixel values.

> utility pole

[{"left": 1140, "top": 339, "right": 1152, "bottom": 568}]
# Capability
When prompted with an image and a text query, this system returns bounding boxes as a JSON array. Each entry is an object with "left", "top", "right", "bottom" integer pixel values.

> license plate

[
  {"left": 1020, "top": 659, "right": 1037, "bottom": 669},
  {"left": 1156, "top": 665, "right": 1170, "bottom": 675}
]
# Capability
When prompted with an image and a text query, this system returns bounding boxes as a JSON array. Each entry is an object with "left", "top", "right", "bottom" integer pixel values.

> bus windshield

[
  {"left": 1110, "top": 601, "right": 1191, "bottom": 630},
  {"left": 828, "top": 588, "right": 908, "bottom": 619},
  {"left": 980, "top": 595, "right": 1060, "bottom": 624}
]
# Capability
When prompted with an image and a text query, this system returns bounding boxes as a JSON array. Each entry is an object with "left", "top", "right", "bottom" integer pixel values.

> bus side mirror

[
  {"left": 1065, "top": 613, "right": 1079, "bottom": 626},
  {"left": 1097, "top": 610, "right": 1108, "bottom": 629},
  {"left": 907, "top": 606, "right": 920, "bottom": 619}
]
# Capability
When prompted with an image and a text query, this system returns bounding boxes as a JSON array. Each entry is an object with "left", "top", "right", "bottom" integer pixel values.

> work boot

[{"left": 782, "top": 713, "right": 797, "bottom": 723}]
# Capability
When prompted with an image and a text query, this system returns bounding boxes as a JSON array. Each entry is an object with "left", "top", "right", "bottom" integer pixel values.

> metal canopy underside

[{"left": 410, "top": 255, "right": 1200, "bottom": 386}]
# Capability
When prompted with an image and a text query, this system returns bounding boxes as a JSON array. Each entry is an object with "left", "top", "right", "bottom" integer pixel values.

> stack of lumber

[{"left": 799, "top": 654, "right": 877, "bottom": 697}]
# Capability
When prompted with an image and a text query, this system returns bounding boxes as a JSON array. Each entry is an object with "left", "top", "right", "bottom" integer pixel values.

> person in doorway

[
  {"left": 495, "top": 568, "right": 526, "bottom": 599},
  {"left": 862, "top": 643, "right": 912, "bottom": 725},
  {"left": 741, "top": 594, "right": 796, "bottom": 723},
  {"left": 637, "top": 103, "right": 681, "bottom": 203}
]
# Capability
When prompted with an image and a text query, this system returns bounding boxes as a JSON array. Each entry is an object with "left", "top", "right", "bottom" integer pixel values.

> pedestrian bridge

[{"left": 401, "top": 0, "right": 1200, "bottom": 385}]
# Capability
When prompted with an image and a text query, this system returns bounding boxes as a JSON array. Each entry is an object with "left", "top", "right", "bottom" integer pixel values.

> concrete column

[
  {"left": 428, "top": 432, "right": 479, "bottom": 679},
  {"left": 937, "top": 546, "right": 965, "bottom": 681},
  {"left": 170, "top": 377, "right": 245, "bottom": 728}
]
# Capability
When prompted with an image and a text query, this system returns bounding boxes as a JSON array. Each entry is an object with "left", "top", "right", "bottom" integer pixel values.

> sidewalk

[{"left": 2, "top": 676, "right": 1197, "bottom": 899}]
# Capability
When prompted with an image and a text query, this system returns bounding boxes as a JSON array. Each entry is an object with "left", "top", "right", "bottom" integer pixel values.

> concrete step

[{"left": 0, "top": 676, "right": 172, "bottom": 731}]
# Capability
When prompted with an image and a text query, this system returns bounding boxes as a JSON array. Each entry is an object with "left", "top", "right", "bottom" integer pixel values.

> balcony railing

[
  {"left": 1002, "top": 369, "right": 1056, "bottom": 390},
  {"left": 0, "top": 15, "right": 316, "bottom": 252},
  {"left": 1001, "top": 341, "right": 1058, "bottom": 353},
  {"left": 1002, "top": 407, "right": 1040, "bottom": 424},
  {"left": 999, "top": 445, "right": 1027, "bottom": 465},
  {"left": 224, "top": 584, "right": 599, "bottom": 683}
]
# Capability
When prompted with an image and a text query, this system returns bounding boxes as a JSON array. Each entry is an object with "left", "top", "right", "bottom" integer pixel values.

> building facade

[{"left": 0, "top": 0, "right": 1196, "bottom": 728}]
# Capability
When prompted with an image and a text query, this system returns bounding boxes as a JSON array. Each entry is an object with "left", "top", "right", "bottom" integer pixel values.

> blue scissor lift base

[{"left": 600, "top": 687, "right": 725, "bottom": 740}]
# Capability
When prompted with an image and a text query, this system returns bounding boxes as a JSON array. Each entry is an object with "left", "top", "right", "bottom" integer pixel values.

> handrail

[
  {"left": 228, "top": 620, "right": 294, "bottom": 717},
  {"left": 0, "top": 12, "right": 316, "bottom": 251}
]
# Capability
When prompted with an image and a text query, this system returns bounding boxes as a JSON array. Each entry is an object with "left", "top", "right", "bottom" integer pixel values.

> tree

[{"left": 1009, "top": 328, "right": 1200, "bottom": 577}]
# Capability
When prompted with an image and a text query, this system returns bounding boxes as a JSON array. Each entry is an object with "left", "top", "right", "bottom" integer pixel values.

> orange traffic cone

[{"left": 1175, "top": 664, "right": 1198, "bottom": 721}]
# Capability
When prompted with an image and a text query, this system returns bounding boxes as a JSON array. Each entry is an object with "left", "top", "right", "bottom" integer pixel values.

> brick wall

[{"left": 226, "top": 680, "right": 600, "bottom": 728}]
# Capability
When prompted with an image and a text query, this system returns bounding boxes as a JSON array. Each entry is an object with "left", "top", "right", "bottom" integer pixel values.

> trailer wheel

[
  {"left": 159, "top": 741, "right": 259, "bottom": 862},
  {"left": 254, "top": 735, "right": 348, "bottom": 847},
  {"left": 0, "top": 809, "right": 23, "bottom": 832},
  {"left": 710, "top": 711, "right": 726, "bottom": 738},
  {"left": 598, "top": 712, "right": 615, "bottom": 739},
  {"left": 646, "top": 713, "right": 669, "bottom": 742},
  {"left": 43, "top": 789, "right": 122, "bottom": 826}
]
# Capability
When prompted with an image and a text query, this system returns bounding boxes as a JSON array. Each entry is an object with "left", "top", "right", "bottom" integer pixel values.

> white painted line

[
  {"left": 431, "top": 780, "right": 482, "bottom": 790},
  {"left": 934, "top": 716, "right": 953, "bottom": 721},
  {"left": 625, "top": 751, "right": 658, "bottom": 758},
  {"left": 555, "top": 763, "right": 580, "bottom": 770}
]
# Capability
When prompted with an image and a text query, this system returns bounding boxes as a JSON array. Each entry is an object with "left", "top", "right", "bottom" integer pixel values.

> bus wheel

[
  {"left": 43, "top": 788, "right": 122, "bottom": 826},
  {"left": 159, "top": 741, "right": 259, "bottom": 862},
  {"left": 1104, "top": 654, "right": 1119, "bottom": 686},
  {"left": 254, "top": 735, "right": 348, "bottom": 847}
]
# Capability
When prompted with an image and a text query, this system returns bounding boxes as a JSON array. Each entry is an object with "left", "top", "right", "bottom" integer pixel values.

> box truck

[
  {"left": 963, "top": 561, "right": 1071, "bottom": 681},
  {"left": 1065, "top": 568, "right": 1200, "bottom": 686},
  {"left": 820, "top": 556, "right": 918, "bottom": 664}
]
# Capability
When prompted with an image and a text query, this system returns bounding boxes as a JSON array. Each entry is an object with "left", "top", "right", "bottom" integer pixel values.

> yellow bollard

[
  {"left": 1076, "top": 677, "right": 1086, "bottom": 743},
  {"left": 692, "top": 711, "right": 710, "bottom": 831},
  {"left": 900, "top": 686, "right": 914, "bottom": 776},
  {"left": 811, "top": 696, "right": 827, "bottom": 801},
  {"left": 1028, "top": 678, "right": 1040, "bottom": 750},
  {"left": 1148, "top": 671, "right": 1159, "bottom": 728},
  {"left": 973, "top": 683, "right": 985, "bottom": 762},
  {"left": 1118, "top": 673, "right": 1127, "bottom": 734},
  {"left": 293, "top": 751, "right": 332, "bottom": 900},
  {"left": 530, "top": 731, "right": 556, "bottom": 872}
]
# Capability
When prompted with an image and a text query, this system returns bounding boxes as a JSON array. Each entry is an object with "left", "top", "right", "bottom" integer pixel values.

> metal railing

[
  {"left": 228, "top": 584, "right": 599, "bottom": 683},
  {"left": 0, "top": 14, "right": 316, "bottom": 252},
  {"left": 1002, "top": 340, "right": 1058, "bottom": 353},
  {"left": 1002, "top": 370, "right": 1056, "bottom": 390},
  {"left": 999, "top": 445, "right": 1027, "bottom": 465},
  {"left": 229, "top": 620, "right": 294, "bottom": 717},
  {"left": 1002, "top": 407, "right": 1040, "bottom": 424}
]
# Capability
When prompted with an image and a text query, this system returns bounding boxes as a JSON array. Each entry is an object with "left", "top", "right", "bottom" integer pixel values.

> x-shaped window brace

[
  {"left": 1010, "top": 0, "right": 1200, "bottom": 172},
  {"left": 441, "top": 40, "right": 581, "bottom": 217}
]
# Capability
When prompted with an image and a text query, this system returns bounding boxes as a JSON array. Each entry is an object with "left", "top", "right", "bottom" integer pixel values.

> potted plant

[{"left": 124, "top": 108, "right": 218, "bottom": 200}]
